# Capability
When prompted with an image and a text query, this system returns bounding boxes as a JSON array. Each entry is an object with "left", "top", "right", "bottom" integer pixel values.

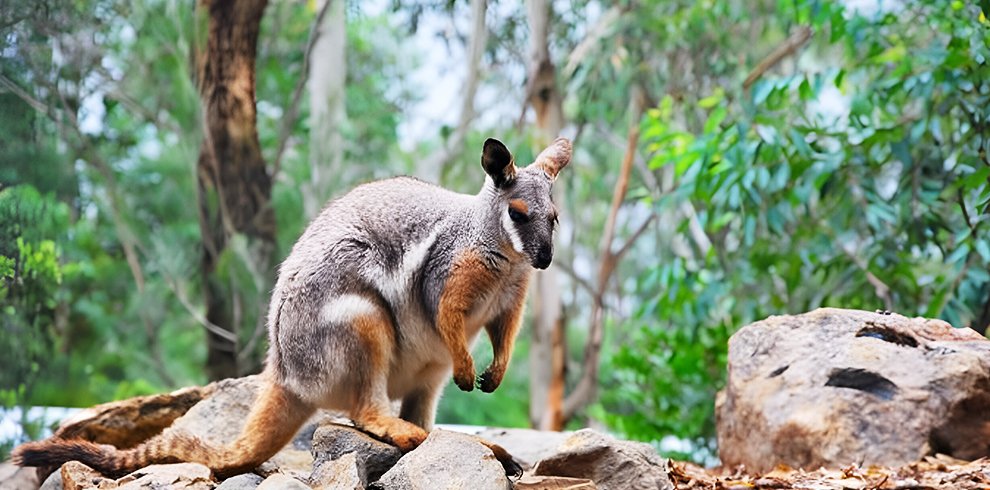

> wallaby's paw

[
  {"left": 478, "top": 368, "right": 502, "bottom": 393},
  {"left": 453, "top": 368, "right": 475, "bottom": 392}
]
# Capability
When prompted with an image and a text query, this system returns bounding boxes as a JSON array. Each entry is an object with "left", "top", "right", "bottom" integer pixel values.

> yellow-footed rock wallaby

[{"left": 13, "top": 137, "right": 572, "bottom": 478}]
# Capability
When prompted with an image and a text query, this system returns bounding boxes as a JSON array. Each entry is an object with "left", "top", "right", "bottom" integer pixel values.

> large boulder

[
  {"left": 716, "top": 308, "right": 990, "bottom": 471},
  {"left": 532, "top": 429, "right": 673, "bottom": 490},
  {"left": 372, "top": 429, "right": 511, "bottom": 490}
]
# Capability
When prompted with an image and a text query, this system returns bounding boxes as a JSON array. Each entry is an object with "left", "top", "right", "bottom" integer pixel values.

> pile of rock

[
  {"left": 5, "top": 308, "right": 990, "bottom": 489},
  {"left": 2, "top": 375, "right": 674, "bottom": 490}
]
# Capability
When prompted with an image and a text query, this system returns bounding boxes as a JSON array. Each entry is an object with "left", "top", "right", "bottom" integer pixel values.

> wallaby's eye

[{"left": 508, "top": 207, "right": 529, "bottom": 223}]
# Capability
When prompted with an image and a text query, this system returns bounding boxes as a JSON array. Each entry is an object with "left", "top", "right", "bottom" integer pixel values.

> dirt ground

[{"left": 670, "top": 455, "right": 990, "bottom": 490}]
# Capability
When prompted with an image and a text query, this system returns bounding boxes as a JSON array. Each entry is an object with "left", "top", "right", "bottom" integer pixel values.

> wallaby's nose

[{"left": 534, "top": 245, "right": 553, "bottom": 269}]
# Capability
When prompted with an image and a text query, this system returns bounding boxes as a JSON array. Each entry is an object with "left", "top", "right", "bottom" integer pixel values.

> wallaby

[{"left": 13, "top": 137, "right": 572, "bottom": 479}]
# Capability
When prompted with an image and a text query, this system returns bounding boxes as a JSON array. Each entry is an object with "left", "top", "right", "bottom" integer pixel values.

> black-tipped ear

[{"left": 481, "top": 138, "right": 516, "bottom": 188}]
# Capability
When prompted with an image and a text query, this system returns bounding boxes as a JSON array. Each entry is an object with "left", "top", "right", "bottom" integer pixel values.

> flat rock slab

[
  {"left": 533, "top": 429, "right": 672, "bottom": 490},
  {"left": 716, "top": 308, "right": 990, "bottom": 471},
  {"left": 58, "top": 462, "right": 214, "bottom": 490},
  {"left": 52, "top": 386, "right": 214, "bottom": 450},
  {"left": 469, "top": 428, "right": 571, "bottom": 470},
  {"left": 372, "top": 429, "right": 511, "bottom": 490}
]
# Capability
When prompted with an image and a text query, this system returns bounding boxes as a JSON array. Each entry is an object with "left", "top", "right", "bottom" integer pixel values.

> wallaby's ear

[
  {"left": 482, "top": 138, "right": 516, "bottom": 188},
  {"left": 534, "top": 137, "right": 572, "bottom": 180}
]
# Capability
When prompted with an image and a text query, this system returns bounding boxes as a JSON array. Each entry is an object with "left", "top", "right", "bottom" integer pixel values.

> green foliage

[{"left": 599, "top": 0, "right": 990, "bottom": 458}]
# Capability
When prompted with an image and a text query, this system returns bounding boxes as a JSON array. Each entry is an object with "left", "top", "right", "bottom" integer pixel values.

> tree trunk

[
  {"left": 524, "top": 0, "right": 567, "bottom": 431},
  {"left": 305, "top": 0, "right": 346, "bottom": 219},
  {"left": 195, "top": 0, "right": 274, "bottom": 381}
]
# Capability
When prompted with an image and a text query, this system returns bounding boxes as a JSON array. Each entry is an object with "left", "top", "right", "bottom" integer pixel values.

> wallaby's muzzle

[{"left": 534, "top": 244, "right": 553, "bottom": 269}]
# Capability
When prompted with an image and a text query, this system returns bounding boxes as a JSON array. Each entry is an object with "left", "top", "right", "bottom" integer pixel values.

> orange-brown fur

[{"left": 437, "top": 249, "right": 500, "bottom": 392}]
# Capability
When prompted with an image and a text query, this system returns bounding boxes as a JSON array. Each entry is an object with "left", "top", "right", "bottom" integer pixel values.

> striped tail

[{"left": 11, "top": 381, "right": 315, "bottom": 479}]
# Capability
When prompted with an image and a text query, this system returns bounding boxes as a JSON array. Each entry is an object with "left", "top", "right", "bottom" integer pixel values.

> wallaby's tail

[{"left": 12, "top": 381, "right": 314, "bottom": 479}]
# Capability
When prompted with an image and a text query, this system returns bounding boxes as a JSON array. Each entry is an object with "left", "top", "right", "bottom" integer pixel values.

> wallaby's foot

[{"left": 353, "top": 414, "right": 428, "bottom": 452}]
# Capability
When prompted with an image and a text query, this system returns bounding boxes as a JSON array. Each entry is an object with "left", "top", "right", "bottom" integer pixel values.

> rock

[
  {"left": 515, "top": 474, "right": 597, "bottom": 489},
  {"left": 532, "top": 429, "right": 672, "bottom": 490},
  {"left": 167, "top": 376, "right": 266, "bottom": 446},
  {"left": 716, "top": 308, "right": 990, "bottom": 472},
  {"left": 215, "top": 473, "right": 264, "bottom": 490},
  {"left": 372, "top": 429, "right": 511, "bottom": 490},
  {"left": 0, "top": 461, "right": 39, "bottom": 490},
  {"left": 59, "top": 461, "right": 111, "bottom": 490},
  {"left": 52, "top": 385, "right": 214, "bottom": 450},
  {"left": 114, "top": 463, "right": 213, "bottom": 489},
  {"left": 469, "top": 428, "right": 571, "bottom": 470},
  {"left": 256, "top": 473, "right": 312, "bottom": 489},
  {"left": 164, "top": 375, "right": 325, "bottom": 477},
  {"left": 39, "top": 470, "right": 62, "bottom": 490},
  {"left": 310, "top": 423, "right": 401, "bottom": 484},
  {"left": 255, "top": 449, "right": 313, "bottom": 480},
  {"left": 308, "top": 452, "right": 363, "bottom": 490}
]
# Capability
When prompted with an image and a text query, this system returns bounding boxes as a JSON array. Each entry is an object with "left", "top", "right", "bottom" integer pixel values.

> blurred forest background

[{"left": 1, "top": 0, "right": 988, "bottom": 463}]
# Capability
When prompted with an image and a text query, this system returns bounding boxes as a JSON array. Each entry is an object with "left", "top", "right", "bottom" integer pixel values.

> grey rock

[
  {"left": 308, "top": 452, "right": 363, "bottom": 490},
  {"left": 311, "top": 423, "right": 401, "bottom": 484},
  {"left": 716, "top": 308, "right": 990, "bottom": 471},
  {"left": 39, "top": 471, "right": 62, "bottom": 490},
  {"left": 532, "top": 429, "right": 672, "bottom": 490},
  {"left": 372, "top": 429, "right": 511, "bottom": 490},
  {"left": 472, "top": 428, "right": 571, "bottom": 470},
  {"left": 256, "top": 473, "right": 312, "bottom": 490},
  {"left": 168, "top": 376, "right": 266, "bottom": 446},
  {"left": 166, "top": 376, "right": 326, "bottom": 476},
  {"left": 215, "top": 473, "right": 264, "bottom": 490}
]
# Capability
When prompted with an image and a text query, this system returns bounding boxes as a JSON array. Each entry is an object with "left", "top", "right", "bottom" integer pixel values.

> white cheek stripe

[
  {"left": 321, "top": 294, "right": 377, "bottom": 325},
  {"left": 502, "top": 210, "right": 525, "bottom": 253}
]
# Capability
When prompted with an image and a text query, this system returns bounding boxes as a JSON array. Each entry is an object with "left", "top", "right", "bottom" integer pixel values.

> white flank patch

[
  {"left": 502, "top": 210, "right": 525, "bottom": 253},
  {"left": 321, "top": 294, "right": 377, "bottom": 325},
  {"left": 375, "top": 228, "right": 440, "bottom": 305}
]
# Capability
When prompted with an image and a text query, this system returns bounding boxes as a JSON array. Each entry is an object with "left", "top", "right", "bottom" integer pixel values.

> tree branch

[
  {"left": 742, "top": 25, "right": 813, "bottom": 90},
  {"left": 563, "top": 86, "right": 647, "bottom": 420},
  {"left": 271, "top": 0, "right": 335, "bottom": 180}
]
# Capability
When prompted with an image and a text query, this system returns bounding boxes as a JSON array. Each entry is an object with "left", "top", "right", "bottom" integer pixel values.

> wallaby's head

[{"left": 481, "top": 137, "right": 572, "bottom": 270}]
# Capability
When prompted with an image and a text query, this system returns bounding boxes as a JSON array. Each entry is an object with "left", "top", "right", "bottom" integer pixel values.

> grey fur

[{"left": 265, "top": 138, "right": 571, "bottom": 428}]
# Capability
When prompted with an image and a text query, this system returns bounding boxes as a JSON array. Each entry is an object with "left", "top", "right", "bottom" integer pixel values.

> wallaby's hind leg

[
  {"left": 398, "top": 366, "right": 447, "bottom": 430},
  {"left": 348, "top": 312, "right": 428, "bottom": 452},
  {"left": 211, "top": 379, "right": 315, "bottom": 478}
]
